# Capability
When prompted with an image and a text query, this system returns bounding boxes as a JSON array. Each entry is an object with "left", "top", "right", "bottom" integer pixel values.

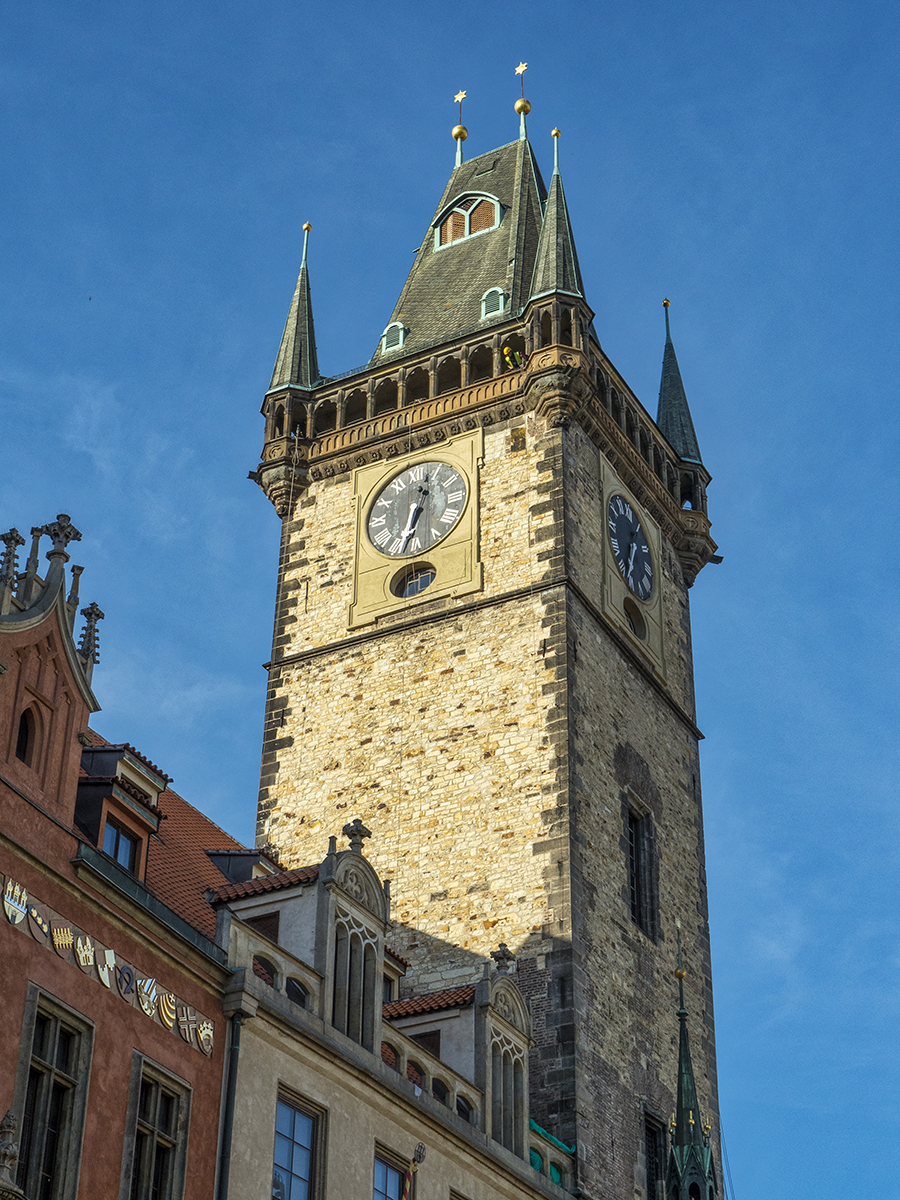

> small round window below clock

[{"left": 392, "top": 564, "right": 436, "bottom": 599}]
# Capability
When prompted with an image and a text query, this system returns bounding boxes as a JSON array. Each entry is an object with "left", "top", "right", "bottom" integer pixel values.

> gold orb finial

[
  {"left": 515, "top": 97, "right": 531, "bottom": 115},
  {"left": 675, "top": 967, "right": 686, "bottom": 979},
  {"left": 302, "top": 222, "right": 312, "bottom": 232},
  {"left": 452, "top": 124, "right": 468, "bottom": 142},
  {"left": 663, "top": 297, "right": 670, "bottom": 308},
  {"left": 552, "top": 127, "right": 561, "bottom": 138}
]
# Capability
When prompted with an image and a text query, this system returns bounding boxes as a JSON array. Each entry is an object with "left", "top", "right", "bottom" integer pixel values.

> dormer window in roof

[
  {"left": 434, "top": 194, "right": 501, "bottom": 249},
  {"left": 480, "top": 288, "right": 508, "bottom": 320},
  {"left": 380, "top": 322, "right": 407, "bottom": 354}
]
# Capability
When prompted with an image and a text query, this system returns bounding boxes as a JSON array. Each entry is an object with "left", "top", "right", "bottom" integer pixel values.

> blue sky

[{"left": 2, "top": 1, "right": 898, "bottom": 1195}]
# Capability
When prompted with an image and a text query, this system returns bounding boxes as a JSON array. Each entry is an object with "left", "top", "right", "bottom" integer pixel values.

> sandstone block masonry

[{"left": 257, "top": 391, "right": 719, "bottom": 1197}]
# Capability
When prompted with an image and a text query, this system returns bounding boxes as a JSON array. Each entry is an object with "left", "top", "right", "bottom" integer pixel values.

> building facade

[{"left": 253, "top": 99, "right": 721, "bottom": 1200}]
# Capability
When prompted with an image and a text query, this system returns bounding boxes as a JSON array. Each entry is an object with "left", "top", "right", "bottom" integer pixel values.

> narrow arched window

[
  {"left": 380, "top": 323, "right": 406, "bottom": 353},
  {"left": 15, "top": 709, "right": 35, "bottom": 765},
  {"left": 436, "top": 195, "right": 500, "bottom": 248},
  {"left": 285, "top": 977, "right": 308, "bottom": 1008}
]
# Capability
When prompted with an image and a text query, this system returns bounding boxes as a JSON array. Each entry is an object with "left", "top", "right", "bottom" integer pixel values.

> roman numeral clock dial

[
  {"left": 607, "top": 494, "right": 654, "bottom": 601},
  {"left": 367, "top": 461, "right": 468, "bottom": 557}
]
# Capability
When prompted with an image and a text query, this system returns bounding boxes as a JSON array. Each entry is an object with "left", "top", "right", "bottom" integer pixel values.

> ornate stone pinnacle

[
  {"left": 78, "top": 601, "right": 105, "bottom": 665},
  {"left": 342, "top": 818, "right": 372, "bottom": 853},
  {"left": 36, "top": 514, "right": 82, "bottom": 557},
  {"left": 0, "top": 529, "right": 25, "bottom": 588},
  {"left": 490, "top": 942, "right": 516, "bottom": 974}
]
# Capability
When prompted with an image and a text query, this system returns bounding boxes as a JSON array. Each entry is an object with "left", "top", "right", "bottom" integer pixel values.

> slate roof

[
  {"left": 383, "top": 984, "right": 476, "bottom": 1019},
  {"left": 211, "top": 865, "right": 320, "bottom": 903},
  {"left": 270, "top": 229, "right": 320, "bottom": 390},
  {"left": 529, "top": 160, "right": 584, "bottom": 301},
  {"left": 657, "top": 306, "right": 702, "bottom": 464},
  {"left": 372, "top": 139, "right": 548, "bottom": 362}
]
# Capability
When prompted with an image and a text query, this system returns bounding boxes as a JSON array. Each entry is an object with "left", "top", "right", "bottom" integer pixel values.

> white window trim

[
  {"left": 380, "top": 322, "right": 407, "bottom": 353},
  {"left": 480, "top": 288, "right": 508, "bottom": 319}
]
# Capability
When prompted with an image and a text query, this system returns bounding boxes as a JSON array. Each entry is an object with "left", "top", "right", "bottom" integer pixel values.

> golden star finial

[
  {"left": 454, "top": 90, "right": 467, "bottom": 104},
  {"left": 515, "top": 62, "right": 528, "bottom": 76}
]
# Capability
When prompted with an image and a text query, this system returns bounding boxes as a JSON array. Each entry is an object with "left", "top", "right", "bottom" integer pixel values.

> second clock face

[
  {"left": 607, "top": 494, "right": 654, "bottom": 601},
  {"left": 367, "top": 461, "right": 468, "bottom": 557}
]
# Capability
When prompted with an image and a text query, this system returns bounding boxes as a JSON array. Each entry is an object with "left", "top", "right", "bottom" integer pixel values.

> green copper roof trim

[{"left": 528, "top": 1118, "right": 575, "bottom": 1155}]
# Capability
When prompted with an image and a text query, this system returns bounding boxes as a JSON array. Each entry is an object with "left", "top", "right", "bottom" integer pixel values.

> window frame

[
  {"left": 119, "top": 1054, "right": 191, "bottom": 1200},
  {"left": 432, "top": 194, "right": 502, "bottom": 250},
  {"left": 13, "top": 987, "right": 94, "bottom": 1200},
  {"left": 480, "top": 288, "right": 507, "bottom": 320},
  {"left": 102, "top": 818, "right": 140, "bottom": 874},
  {"left": 373, "top": 1144, "right": 413, "bottom": 1200},
  {"left": 272, "top": 1090, "right": 326, "bottom": 1200},
  {"left": 625, "top": 798, "right": 659, "bottom": 940},
  {"left": 379, "top": 322, "right": 407, "bottom": 354}
]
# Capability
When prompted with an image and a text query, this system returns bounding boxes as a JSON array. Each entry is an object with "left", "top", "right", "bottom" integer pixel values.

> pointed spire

[
  {"left": 529, "top": 129, "right": 585, "bottom": 301},
  {"left": 666, "top": 929, "right": 718, "bottom": 1200},
  {"left": 269, "top": 223, "right": 320, "bottom": 391},
  {"left": 657, "top": 300, "right": 702, "bottom": 464}
]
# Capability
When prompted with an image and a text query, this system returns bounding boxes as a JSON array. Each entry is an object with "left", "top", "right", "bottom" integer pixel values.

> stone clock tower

[{"left": 252, "top": 100, "right": 721, "bottom": 1199}]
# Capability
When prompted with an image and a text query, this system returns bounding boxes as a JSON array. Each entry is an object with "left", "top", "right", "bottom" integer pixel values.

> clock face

[
  {"left": 607, "top": 494, "right": 653, "bottom": 601},
  {"left": 367, "top": 461, "right": 468, "bottom": 557}
]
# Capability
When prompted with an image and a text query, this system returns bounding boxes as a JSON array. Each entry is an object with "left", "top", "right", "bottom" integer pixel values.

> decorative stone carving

[
  {"left": 342, "top": 818, "right": 372, "bottom": 854},
  {"left": 0, "top": 1109, "right": 25, "bottom": 1196},
  {"left": 490, "top": 942, "right": 516, "bottom": 974},
  {"left": 37, "top": 514, "right": 81, "bottom": 556},
  {"left": 78, "top": 601, "right": 105, "bottom": 666}
]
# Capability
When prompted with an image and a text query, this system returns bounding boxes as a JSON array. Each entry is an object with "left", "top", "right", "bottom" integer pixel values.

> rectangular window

[
  {"left": 627, "top": 808, "right": 657, "bottom": 938},
  {"left": 245, "top": 911, "right": 281, "bottom": 943},
  {"left": 273, "top": 1095, "right": 324, "bottom": 1200},
  {"left": 15, "top": 995, "right": 93, "bottom": 1200},
  {"left": 121, "top": 1058, "right": 190, "bottom": 1200},
  {"left": 103, "top": 820, "right": 139, "bottom": 873},
  {"left": 644, "top": 1115, "right": 666, "bottom": 1199},
  {"left": 373, "top": 1156, "right": 403, "bottom": 1200}
]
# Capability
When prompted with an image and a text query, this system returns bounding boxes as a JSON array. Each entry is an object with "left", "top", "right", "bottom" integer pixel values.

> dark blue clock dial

[
  {"left": 367, "top": 461, "right": 467, "bottom": 557},
  {"left": 607, "top": 494, "right": 653, "bottom": 601}
]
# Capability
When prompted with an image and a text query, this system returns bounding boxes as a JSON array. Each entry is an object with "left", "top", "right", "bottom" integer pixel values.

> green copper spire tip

[
  {"left": 301, "top": 222, "right": 311, "bottom": 269},
  {"left": 663, "top": 297, "right": 672, "bottom": 342},
  {"left": 552, "top": 127, "right": 560, "bottom": 175}
]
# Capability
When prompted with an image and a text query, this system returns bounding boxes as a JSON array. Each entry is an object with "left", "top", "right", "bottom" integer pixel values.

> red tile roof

[
  {"left": 146, "top": 786, "right": 249, "bottom": 940},
  {"left": 88, "top": 727, "right": 250, "bottom": 941},
  {"left": 212, "top": 865, "right": 320, "bottom": 903},
  {"left": 383, "top": 985, "right": 476, "bottom": 1019}
]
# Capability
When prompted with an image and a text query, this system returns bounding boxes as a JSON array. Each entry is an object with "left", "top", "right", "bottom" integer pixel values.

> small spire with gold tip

[
  {"left": 301, "top": 221, "right": 311, "bottom": 267},
  {"left": 514, "top": 62, "right": 531, "bottom": 140},
  {"left": 551, "top": 126, "right": 561, "bottom": 174},
  {"left": 452, "top": 90, "right": 468, "bottom": 167}
]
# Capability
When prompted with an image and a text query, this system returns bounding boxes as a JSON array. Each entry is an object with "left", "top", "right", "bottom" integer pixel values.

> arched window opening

[
  {"left": 406, "top": 368, "right": 429, "bottom": 404},
  {"left": 285, "top": 977, "right": 308, "bottom": 1008},
  {"left": 15, "top": 708, "right": 35, "bottom": 766},
  {"left": 502, "top": 334, "right": 526, "bottom": 371},
  {"left": 274, "top": 405, "right": 285, "bottom": 438},
  {"left": 681, "top": 473, "right": 698, "bottom": 510},
  {"left": 314, "top": 401, "right": 336, "bottom": 435},
  {"left": 689, "top": 1185, "right": 702, "bottom": 1200},
  {"left": 332, "top": 916, "right": 376, "bottom": 1050},
  {"left": 431, "top": 1078, "right": 448, "bottom": 1105},
  {"left": 468, "top": 344, "right": 493, "bottom": 383},
  {"left": 252, "top": 955, "right": 277, "bottom": 987},
  {"left": 380, "top": 322, "right": 407, "bottom": 353},
  {"left": 437, "top": 195, "right": 500, "bottom": 247},
  {"left": 381, "top": 1042, "right": 398, "bottom": 1070},
  {"left": 456, "top": 1094, "right": 473, "bottom": 1123},
  {"left": 530, "top": 1149, "right": 545, "bottom": 1173},
  {"left": 437, "top": 358, "right": 461, "bottom": 395},
  {"left": 560, "top": 309, "right": 573, "bottom": 346},
  {"left": 406, "top": 1060, "right": 424, "bottom": 1087},
  {"left": 549, "top": 1162, "right": 563, "bottom": 1186},
  {"left": 540, "top": 311, "right": 552, "bottom": 347},
  {"left": 513, "top": 1058, "right": 525, "bottom": 1156},
  {"left": 480, "top": 288, "right": 506, "bottom": 320},
  {"left": 611, "top": 388, "right": 624, "bottom": 429},
  {"left": 291, "top": 411, "right": 307, "bottom": 438},
  {"left": 374, "top": 379, "right": 398, "bottom": 416},
  {"left": 344, "top": 390, "right": 367, "bottom": 425}
]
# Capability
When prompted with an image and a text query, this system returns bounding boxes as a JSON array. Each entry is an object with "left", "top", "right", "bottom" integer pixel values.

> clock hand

[{"left": 400, "top": 501, "right": 425, "bottom": 550}]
